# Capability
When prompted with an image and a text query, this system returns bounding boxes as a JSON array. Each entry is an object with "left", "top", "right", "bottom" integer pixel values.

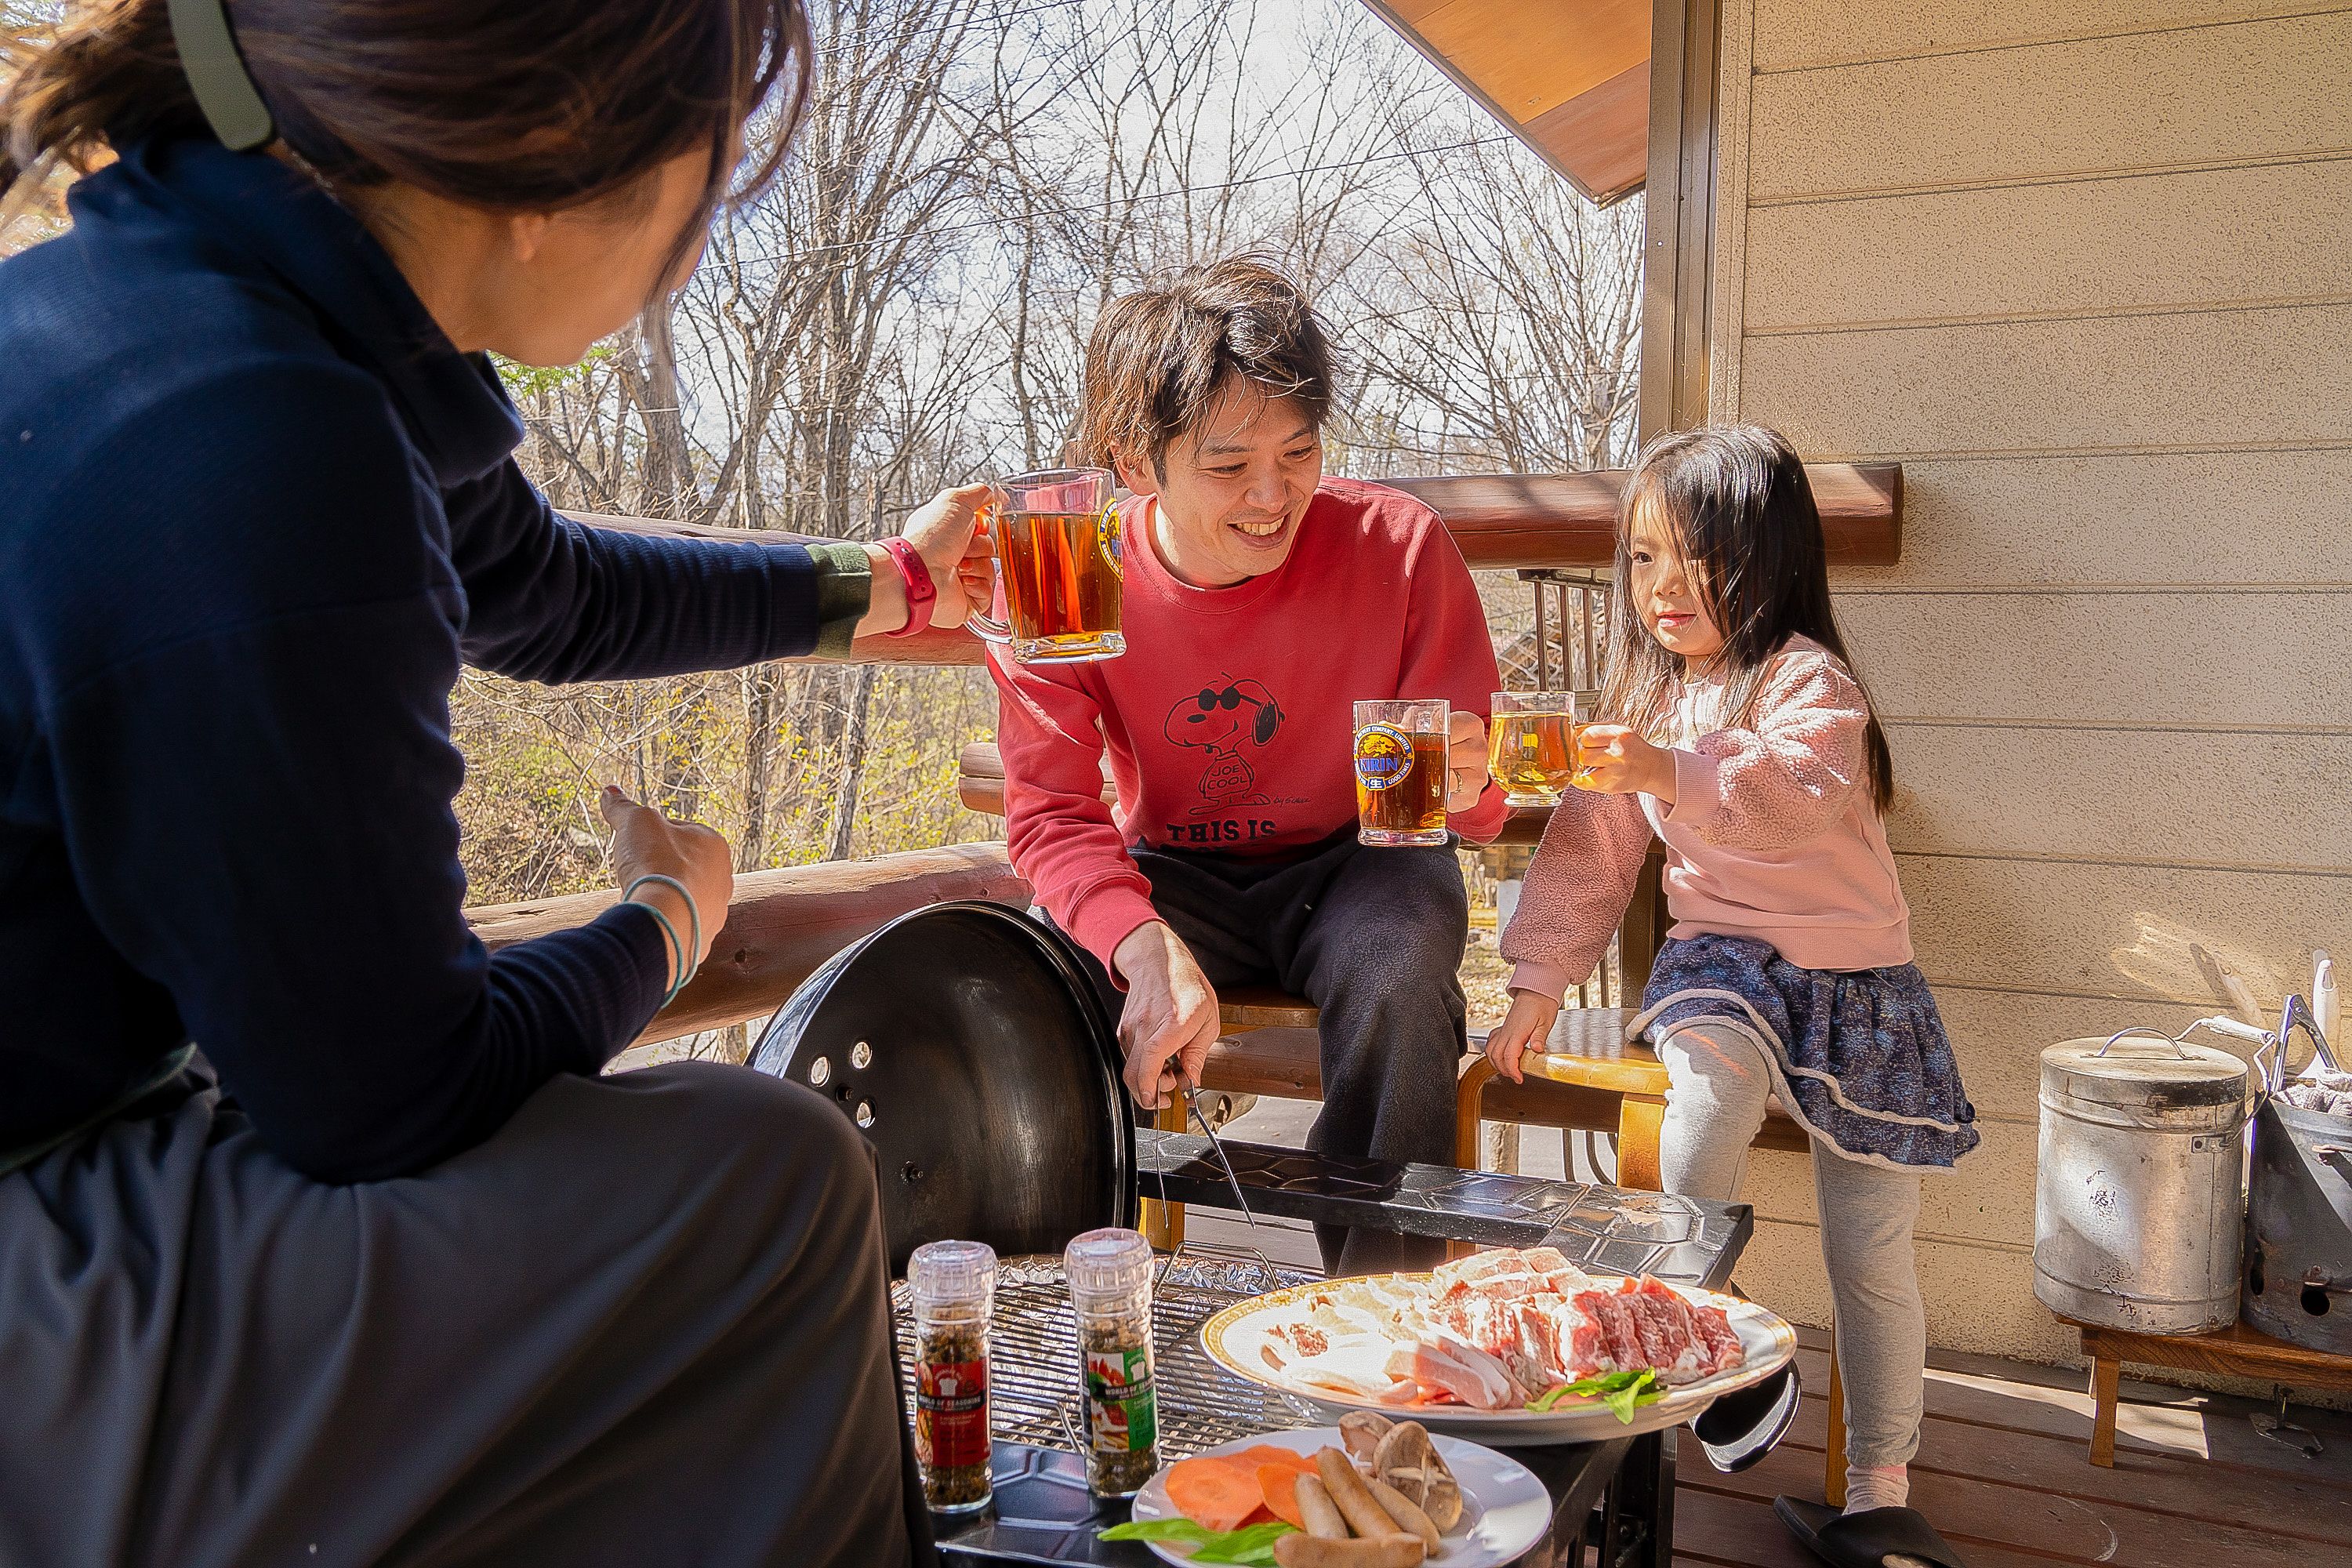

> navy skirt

[{"left": 1632, "top": 933, "right": 1980, "bottom": 1169}]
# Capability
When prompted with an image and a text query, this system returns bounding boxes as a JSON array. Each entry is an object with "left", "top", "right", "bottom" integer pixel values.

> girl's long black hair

[{"left": 1599, "top": 424, "right": 1895, "bottom": 812}]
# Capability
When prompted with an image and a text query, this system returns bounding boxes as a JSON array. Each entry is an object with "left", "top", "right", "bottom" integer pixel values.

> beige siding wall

[{"left": 1708, "top": 2, "right": 2352, "bottom": 1362}]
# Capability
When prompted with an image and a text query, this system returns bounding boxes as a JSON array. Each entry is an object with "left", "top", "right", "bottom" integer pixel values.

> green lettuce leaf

[
  {"left": 1525, "top": 1367, "right": 1664, "bottom": 1422},
  {"left": 1099, "top": 1517, "right": 1295, "bottom": 1565}
]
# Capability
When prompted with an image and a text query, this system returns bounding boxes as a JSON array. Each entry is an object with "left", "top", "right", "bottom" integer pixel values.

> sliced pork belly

[
  {"left": 1386, "top": 1332, "right": 1525, "bottom": 1409},
  {"left": 1290, "top": 1340, "right": 1423, "bottom": 1403},
  {"left": 1518, "top": 1247, "right": 1600, "bottom": 1297}
]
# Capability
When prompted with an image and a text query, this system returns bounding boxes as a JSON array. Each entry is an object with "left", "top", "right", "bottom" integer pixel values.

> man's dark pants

[{"left": 1062, "top": 828, "right": 1469, "bottom": 1277}]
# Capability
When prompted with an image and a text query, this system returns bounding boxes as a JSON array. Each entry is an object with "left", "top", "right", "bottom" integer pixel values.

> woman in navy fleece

[{"left": 0, "top": 3, "right": 979, "bottom": 1564}]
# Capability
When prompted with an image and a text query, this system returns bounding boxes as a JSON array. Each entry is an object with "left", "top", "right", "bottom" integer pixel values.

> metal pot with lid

[{"left": 2034, "top": 1028, "right": 2250, "bottom": 1334}]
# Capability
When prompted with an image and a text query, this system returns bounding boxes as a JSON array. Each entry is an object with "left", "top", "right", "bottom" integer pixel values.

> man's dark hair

[{"left": 1077, "top": 256, "right": 1338, "bottom": 480}]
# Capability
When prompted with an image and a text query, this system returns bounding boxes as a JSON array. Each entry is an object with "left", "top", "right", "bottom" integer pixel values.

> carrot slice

[
  {"left": 1257, "top": 1464, "right": 1307, "bottom": 1529},
  {"left": 1232, "top": 1445, "right": 1316, "bottom": 1473},
  {"left": 1166, "top": 1456, "right": 1266, "bottom": 1534}
]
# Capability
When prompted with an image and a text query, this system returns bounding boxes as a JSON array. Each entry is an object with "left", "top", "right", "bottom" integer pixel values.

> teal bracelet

[
  {"left": 630, "top": 899, "right": 688, "bottom": 1006},
  {"left": 624, "top": 874, "right": 702, "bottom": 1004}
]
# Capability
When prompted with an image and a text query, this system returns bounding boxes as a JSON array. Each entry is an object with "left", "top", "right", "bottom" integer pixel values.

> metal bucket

[
  {"left": 2034, "top": 1033, "right": 2248, "bottom": 1333},
  {"left": 2242, "top": 1097, "right": 2352, "bottom": 1352}
]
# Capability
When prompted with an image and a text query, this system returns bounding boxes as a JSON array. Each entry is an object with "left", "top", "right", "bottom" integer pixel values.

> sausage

[
  {"left": 1314, "top": 1446, "right": 1403, "bottom": 1541},
  {"left": 1294, "top": 1473, "right": 1352, "bottom": 1541},
  {"left": 1272, "top": 1532, "right": 1427, "bottom": 1568},
  {"left": 1364, "top": 1478, "right": 1443, "bottom": 1555}
]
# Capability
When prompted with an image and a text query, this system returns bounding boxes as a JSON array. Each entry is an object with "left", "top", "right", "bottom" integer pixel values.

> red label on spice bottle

[{"left": 916, "top": 1359, "right": 990, "bottom": 1468}]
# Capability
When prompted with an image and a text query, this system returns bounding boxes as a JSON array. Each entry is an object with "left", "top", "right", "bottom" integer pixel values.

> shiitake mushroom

[{"left": 1371, "top": 1421, "right": 1462, "bottom": 1532}]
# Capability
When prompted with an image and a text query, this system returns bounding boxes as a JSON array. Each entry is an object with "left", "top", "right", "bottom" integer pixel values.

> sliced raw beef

[
  {"left": 1574, "top": 1288, "right": 1645, "bottom": 1372},
  {"left": 1634, "top": 1276, "right": 1743, "bottom": 1376}
]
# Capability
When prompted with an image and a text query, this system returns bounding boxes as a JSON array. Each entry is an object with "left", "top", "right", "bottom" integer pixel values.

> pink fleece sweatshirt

[
  {"left": 994, "top": 477, "right": 1508, "bottom": 970},
  {"left": 1502, "top": 636, "right": 1911, "bottom": 1000}
]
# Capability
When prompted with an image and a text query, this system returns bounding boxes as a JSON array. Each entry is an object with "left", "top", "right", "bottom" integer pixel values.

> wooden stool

[{"left": 2062, "top": 1315, "right": 2352, "bottom": 1465}]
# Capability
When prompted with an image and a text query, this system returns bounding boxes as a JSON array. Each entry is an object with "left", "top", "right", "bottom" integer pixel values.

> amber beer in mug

[
  {"left": 1353, "top": 699, "right": 1449, "bottom": 847},
  {"left": 1487, "top": 690, "right": 1587, "bottom": 806},
  {"left": 965, "top": 468, "right": 1125, "bottom": 664}
]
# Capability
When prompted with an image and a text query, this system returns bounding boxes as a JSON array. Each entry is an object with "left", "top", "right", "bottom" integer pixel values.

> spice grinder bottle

[
  {"left": 909, "top": 1239, "right": 997, "bottom": 1514},
  {"left": 1064, "top": 1226, "right": 1160, "bottom": 1497}
]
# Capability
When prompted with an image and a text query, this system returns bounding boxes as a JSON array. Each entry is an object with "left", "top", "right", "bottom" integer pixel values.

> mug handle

[{"left": 963, "top": 495, "right": 1014, "bottom": 644}]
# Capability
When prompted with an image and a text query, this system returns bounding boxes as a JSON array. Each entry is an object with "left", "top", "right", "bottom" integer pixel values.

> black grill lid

[{"left": 750, "top": 901, "right": 1134, "bottom": 1275}]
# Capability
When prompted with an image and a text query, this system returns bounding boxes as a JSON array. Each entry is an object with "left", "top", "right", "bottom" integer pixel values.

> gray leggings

[{"left": 1656, "top": 1022, "right": 1926, "bottom": 1469}]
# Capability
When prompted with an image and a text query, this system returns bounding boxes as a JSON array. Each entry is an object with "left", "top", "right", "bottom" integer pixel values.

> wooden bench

[{"left": 2061, "top": 1315, "right": 2352, "bottom": 1467}]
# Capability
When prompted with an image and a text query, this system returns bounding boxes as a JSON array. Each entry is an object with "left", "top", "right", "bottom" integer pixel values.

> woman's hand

[
  {"left": 1483, "top": 989, "right": 1562, "bottom": 1085},
  {"left": 601, "top": 786, "right": 733, "bottom": 987},
  {"left": 1446, "top": 710, "right": 1490, "bottom": 812},
  {"left": 1574, "top": 724, "right": 1678, "bottom": 800},
  {"left": 860, "top": 482, "right": 996, "bottom": 636}
]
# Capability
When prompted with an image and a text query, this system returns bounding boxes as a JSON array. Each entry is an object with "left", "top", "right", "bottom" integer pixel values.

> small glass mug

[
  {"left": 965, "top": 467, "right": 1126, "bottom": 664},
  {"left": 1488, "top": 690, "right": 1589, "bottom": 806},
  {"left": 1353, "top": 699, "right": 1450, "bottom": 847}
]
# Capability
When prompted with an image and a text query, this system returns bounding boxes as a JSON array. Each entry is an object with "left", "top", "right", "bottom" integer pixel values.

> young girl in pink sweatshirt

[{"left": 1490, "top": 425, "right": 1976, "bottom": 1530}]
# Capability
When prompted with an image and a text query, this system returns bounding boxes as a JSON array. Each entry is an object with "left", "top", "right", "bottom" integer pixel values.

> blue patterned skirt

[{"left": 1633, "top": 934, "right": 1980, "bottom": 1169}]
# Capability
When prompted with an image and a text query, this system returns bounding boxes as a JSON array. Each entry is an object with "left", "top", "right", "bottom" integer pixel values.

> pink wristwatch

[{"left": 877, "top": 537, "right": 935, "bottom": 637}]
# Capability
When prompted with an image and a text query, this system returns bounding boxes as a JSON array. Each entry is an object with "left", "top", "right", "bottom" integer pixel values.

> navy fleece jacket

[{"left": 0, "top": 136, "right": 862, "bottom": 1181}]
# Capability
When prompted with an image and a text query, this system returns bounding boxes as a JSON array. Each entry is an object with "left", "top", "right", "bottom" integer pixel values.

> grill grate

[{"left": 894, "top": 1250, "right": 1326, "bottom": 1458}]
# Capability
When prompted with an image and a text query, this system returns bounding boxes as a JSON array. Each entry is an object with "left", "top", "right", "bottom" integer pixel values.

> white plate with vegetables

[{"left": 1104, "top": 1420, "right": 1548, "bottom": 1567}]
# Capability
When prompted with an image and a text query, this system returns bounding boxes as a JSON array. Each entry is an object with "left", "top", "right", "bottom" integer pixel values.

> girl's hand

[
  {"left": 1483, "top": 989, "right": 1562, "bottom": 1085},
  {"left": 1446, "top": 710, "right": 1490, "bottom": 811},
  {"left": 601, "top": 786, "right": 733, "bottom": 984},
  {"left": 870, "top": 483, "right": 996, "bottom": 633},
  {"left": 1575, "top": 724, "right": 1678, "bottom": 800}
]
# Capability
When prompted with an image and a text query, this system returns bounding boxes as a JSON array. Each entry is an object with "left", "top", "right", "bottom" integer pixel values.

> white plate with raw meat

[{"left": 1198, "top": 1247, "right": 1796, "bottom": 1444}]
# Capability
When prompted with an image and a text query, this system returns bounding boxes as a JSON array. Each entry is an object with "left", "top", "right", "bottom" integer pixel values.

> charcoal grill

[{"left": 755, "top": 901, "right": 1763, "bottom": 1566}]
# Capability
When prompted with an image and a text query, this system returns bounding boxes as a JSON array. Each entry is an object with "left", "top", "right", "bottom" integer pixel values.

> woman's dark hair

[
  {"left": 2, "top": 0, "right": 811, "bottom": 263},
  {"left": 1599, "top": 423, "right": 1896, "bottom": 812},
  {"left": 1078, "top": 256, "right": 1338, "bottom": 480}
]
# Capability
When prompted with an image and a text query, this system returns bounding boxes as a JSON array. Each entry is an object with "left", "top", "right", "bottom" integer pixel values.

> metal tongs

[{"left": 1183, "top": 1082, "right": 1258, "bottom": 1230}]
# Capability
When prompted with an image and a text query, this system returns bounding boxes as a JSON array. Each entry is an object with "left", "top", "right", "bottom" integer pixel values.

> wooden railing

[{"left": 467, "top": 844, "right": 1029, "bottom": 1046}]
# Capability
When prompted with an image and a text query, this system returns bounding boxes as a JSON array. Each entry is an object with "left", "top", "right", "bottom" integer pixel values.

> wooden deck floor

[
  {"left": 1180, "top": 1098, "right": 2352, "bottom": 1568},
  {"left": 1675, "top": 1325, "right": 2352, "bottom": 1568}
]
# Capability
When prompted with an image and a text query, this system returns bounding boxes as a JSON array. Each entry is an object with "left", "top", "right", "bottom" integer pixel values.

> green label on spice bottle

[{"left": 1081, "top": 1345, "right": 1156, "bottom": 1452}]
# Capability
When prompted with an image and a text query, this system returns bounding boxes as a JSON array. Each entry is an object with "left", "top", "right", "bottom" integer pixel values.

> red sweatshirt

[{"left": 992, "top": 477, "right": 1508, "bottom": 969}]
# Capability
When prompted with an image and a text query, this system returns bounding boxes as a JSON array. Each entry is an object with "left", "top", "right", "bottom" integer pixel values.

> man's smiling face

[{"left": 1119, "top": 379, "right": 1323, "bottom": 588}]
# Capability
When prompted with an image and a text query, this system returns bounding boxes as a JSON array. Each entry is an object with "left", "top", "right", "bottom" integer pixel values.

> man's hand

[
  {"left": 1573, "top": 724, "right": 1677, "bottom": 800},
  {"left": 1446, "top": 710, "right": 1490, "bottom": 812},
  {"left": 1483, "top": 989, "right": 1562, "bottom": 1085},
  {"left": 1111, "top": 920, "right": 1221, "bottom": 1109}
]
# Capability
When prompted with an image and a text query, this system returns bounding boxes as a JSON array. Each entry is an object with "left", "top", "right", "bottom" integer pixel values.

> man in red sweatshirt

[{"left": 991, "top": 259, "right": 1506, "bottom": 1274}]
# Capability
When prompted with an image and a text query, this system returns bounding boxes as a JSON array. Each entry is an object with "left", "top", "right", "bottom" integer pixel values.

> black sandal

[
  {"left": 1693, "top": 1363, "right": 1801, "bottom": 1471},
  {"left": 1774, "top": 1497, "right": 1970, "bottom": 1568}
]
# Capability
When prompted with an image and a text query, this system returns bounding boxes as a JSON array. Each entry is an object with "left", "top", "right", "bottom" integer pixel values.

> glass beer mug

[
  {"left": 965, "top": 467, "right": 1126, "bottom": 664},
  {"left": 1487, "top": 691, "right": 1587, "bottom": 807},
  {"left": 1353, "top": 699, "right": 1450, "bottom": 847}
]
